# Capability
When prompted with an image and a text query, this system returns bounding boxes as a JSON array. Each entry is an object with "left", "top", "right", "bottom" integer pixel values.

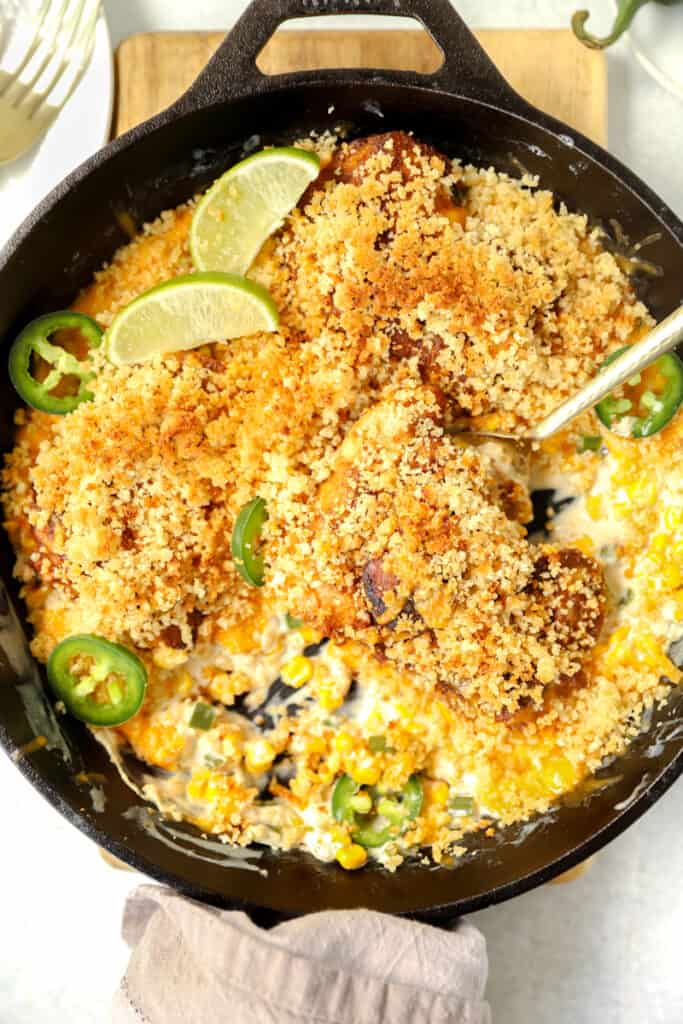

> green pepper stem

[{"left": 572, "top": 0, "right": 649, "bottom": 49}]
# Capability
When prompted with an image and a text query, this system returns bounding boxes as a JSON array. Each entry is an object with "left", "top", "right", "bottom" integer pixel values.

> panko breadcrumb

[{"left": 266, "top": 381, "right": 605, "bottom": 716}]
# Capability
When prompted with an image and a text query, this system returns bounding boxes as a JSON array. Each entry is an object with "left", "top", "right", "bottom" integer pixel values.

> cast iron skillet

[{"left": 1, "top": 0, "right": 682, "bottom": 923}]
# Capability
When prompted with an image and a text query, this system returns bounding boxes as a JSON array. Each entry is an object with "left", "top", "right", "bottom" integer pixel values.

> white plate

[
  {"left": 614, "top": 0, "right": 683, "bottom": 99},
  {"left": 0, "top": 8, "right": 114, "bottom": 247}
]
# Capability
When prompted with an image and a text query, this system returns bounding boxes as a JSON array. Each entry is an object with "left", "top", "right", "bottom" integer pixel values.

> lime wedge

[
  {"left": 190, "top": 147, "right": 320, "bottom": 274},
  {"left": 104, "top": 272, "right": 279, "bottom": 366}
]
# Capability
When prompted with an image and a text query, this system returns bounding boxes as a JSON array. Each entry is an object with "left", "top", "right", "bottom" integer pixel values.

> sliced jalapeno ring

[
  {"left": 47, "top": 634, "right": 147, "bottom": 727},
  {"left": 232, "top": 496, "right": 268, "bottom": 587},
  {"left": 595, "top": 346, "right": 683, "bottom": 438},
  {"left": 8, "top": 311, "right": 103, "bottom": 415},
  {"left": 331, "top": 773, "right": 423, "bottom": 849}
]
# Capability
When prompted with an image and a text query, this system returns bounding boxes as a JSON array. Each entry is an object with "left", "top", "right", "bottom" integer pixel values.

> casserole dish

[{"left": 0, "top": 0, "right": 682, "bottom": 921}]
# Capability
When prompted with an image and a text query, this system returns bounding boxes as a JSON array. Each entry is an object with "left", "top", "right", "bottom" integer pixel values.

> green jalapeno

[
  {"left": 572, "top": 0, "right": 682, "bottom": 50},
  {"left": 595, "top": 346, "right": 683, "bottom": 438},
  {"left": 189, "top": 702, "right": 215, "bottom": 730},
  {"left": 8, "top": 311, "right": 103, "bottom": 414},
  {"left": 47, "top": 634, "right": 147, "bottom": 727},
  {"left": 577, "top": 434, "right": 602, "bottom": 454},
  {"left": 232, "top": 496, "right": 268, "bottom": 587},
  {"left": 332, "top": 773, "right": 423, "bottom": 848}
]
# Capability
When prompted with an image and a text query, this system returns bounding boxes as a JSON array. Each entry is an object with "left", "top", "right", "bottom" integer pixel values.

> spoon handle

[{"left": 530, "top": 305, "right": 683, "bottom": 441}]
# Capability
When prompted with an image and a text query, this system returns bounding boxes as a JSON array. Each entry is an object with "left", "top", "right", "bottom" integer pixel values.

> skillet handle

[{"left": 179, "top": 0, "right": 516, "bottom": 109}]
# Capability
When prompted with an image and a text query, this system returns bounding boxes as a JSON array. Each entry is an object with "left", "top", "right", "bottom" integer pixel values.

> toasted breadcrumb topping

[
  {"left": 266, "top": 381, "right": 605, "bottom": 715},
  {"left": 2, "top": 132, "right": 678, "bottom": 866}
]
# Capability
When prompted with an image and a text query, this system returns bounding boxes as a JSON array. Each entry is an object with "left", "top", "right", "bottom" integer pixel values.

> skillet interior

[{"left": 1, "top": 0, "right": 683, "bottom": 920}]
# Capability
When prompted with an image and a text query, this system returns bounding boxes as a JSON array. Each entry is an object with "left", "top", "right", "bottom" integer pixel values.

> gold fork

[{"left": 0, "top": 0, "right": 100, "bottom": 165}]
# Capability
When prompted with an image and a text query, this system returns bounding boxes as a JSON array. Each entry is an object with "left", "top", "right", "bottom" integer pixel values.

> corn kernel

[
  {"left": 663, "top": 562, "right": 681, "bottom": 590},
  {"left": 208, "top": 670, "right": 251, "bottom": 704},
  {"left": 318, "top": 684, "right": 344, "bottom": 711},
  {"left": 650, "top": 533, "right": 669, "bottom": 554},
  {"left": 188, "top": 768, "right": 213, "bottom": 802},
  {"left": 626, "top": 477, "right": 658, "bottom": 506},
  {"left": 611, "top": 625, "right": 630, "bottom": 646},
  {"left": 336, "top": 844, "right": 368, "bottom": 870},
  {"left": 365, "top": 710, "right": 384, "bottom": 734},
  {"left": 331, "top": 825, "right": 351, "bottom": 847},
  {"left": 672, "top": 541, "right": 683, "bottom": 565},
  {"left": 426, "top": 780, "right": 450, "bottom": 806},
  {"left": 175, "top": 669, "right": 194, "bottom": 697},
  {"left": 349, "top": 758, "right": 381, "bottom": 787},
  {"left": 305, "top": 735, "right": 327, "bottom": 756},
  {"left": 333, "top": 731, "right": 354, "bottom": 753},
  {"left": 585, "top": 495, "right": 603, "bottom": 520},
  {"left": 436, "top": 700, "right": 455, "bottom": 725},
  {"left": 152, "top": 645, "right": 188, "bottom": 669},
  {"left": 244, "top": 738, "right": 276, "bottom": 774},
  {"left": 221, "top": 731, "right": 242, "bottom": 760},
  {"left": 300, "top": 626, "right": 322, "bottom": 646},
  {"left": 216, "top": 623, "right": 256, "bottom": 655},
  {"left": 539, "top": 755, "right": 577, "bottom": 795},
  {"left": 572, "top": 535, "right": 595, "bottom": 555},
  {"left": 281, "top": 655, "right": 313, "bottom": 688}
]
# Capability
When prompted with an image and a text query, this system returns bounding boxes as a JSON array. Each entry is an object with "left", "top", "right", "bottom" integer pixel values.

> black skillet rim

[{"left": 0, "top": 0, "right": 682, "bottom": 919}]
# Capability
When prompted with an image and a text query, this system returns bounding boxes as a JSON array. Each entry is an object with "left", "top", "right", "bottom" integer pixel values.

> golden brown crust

[
  {"left": 265, "top": 381, "right": 606, "bottom": 714},
  {"left": 252, "top": 131, "right": 648, "bottom": 433},
  {"left": 1, "top": 132, "right": 636, "bottom": 683}
]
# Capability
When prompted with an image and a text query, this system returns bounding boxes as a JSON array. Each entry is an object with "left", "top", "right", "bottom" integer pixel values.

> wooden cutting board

[{"left": 114, "top": 29, "right": 607, "bottom": 145}]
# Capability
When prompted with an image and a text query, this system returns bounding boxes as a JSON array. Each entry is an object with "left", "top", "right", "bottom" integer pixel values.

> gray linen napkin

[{"left": 112, "top": 884, "right": 490, "bottom": 1024}]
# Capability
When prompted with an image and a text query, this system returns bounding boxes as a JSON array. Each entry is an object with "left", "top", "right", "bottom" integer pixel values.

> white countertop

[{"left": 1, "top": 2, "right": 682, "bottom": 1022}]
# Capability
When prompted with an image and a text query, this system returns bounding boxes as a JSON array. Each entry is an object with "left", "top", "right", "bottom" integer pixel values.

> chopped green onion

[
  {"left": 619, "top": 588, "right": 634, "bottom": 607},
  {"left": 577, "top": 434, "right": 602, "bottom": 453},
  {"left": 285, "top": 613, "right": 303, "bottom": 630},
  {"left": 231, "top": 496, "right": 268, "bottom": 587},
  {"left": 204, "top": 753, "right": 225, "bottom": 769},
  {"left": 450, "top": 794, "right": 475, "bottom": 815},
  {"left": 189, "top": 702, "right": 215, "bottom": 730},
  {"left": 627, "top": 373, "right": 642, "bottom": 386},
  {"left": 368, "top": 735, "right": 387, "bottom": 753}
]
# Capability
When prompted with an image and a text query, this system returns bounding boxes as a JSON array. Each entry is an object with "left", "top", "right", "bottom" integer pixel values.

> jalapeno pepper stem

[{"left": 572, "top": 0, "right": 650, "bottom": 49}]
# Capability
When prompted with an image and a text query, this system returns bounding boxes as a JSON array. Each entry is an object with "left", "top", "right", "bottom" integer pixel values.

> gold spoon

[{"left": 460, "top": 304, "right": 683, "bottom": 442}]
